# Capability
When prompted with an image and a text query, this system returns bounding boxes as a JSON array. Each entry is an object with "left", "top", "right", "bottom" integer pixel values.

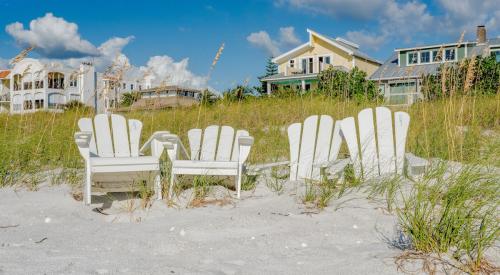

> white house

[{"left": 7, "top": 58, "right": 98, "bottom": 114}]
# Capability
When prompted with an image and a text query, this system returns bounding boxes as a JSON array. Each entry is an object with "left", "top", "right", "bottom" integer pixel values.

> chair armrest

[
  {"left": 238, "top": 136, "right": 254, "bottom": 146},
  {"left": 248, "top": 161, "right": 290, "bottom": 173},
  {"left": 74, "top": 131, "right": 92, "bottom": 160},
  {"left": 314, "top": 158, "right": 351, "bottom": 174},
  {"left": 139, "top": 131, "right": 170, "bottom": 154},
  {"left": 162, "top": 134, "right": 190, "bottom": 161},
  {"left": 405, "top": 153, "right": 429, "bottom": 177},
  {"left": 237, "top": 136, "right": 254, "bottom": 164}
]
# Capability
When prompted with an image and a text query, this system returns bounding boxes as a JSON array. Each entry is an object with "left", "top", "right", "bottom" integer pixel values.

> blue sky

[{"left": 0, "top": 0, "right": 498, "bottom": 91}]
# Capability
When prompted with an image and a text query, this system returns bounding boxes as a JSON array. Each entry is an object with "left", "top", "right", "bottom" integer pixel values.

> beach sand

[{"left": 0, "top": 179, "right": 404, "bottom": 275}]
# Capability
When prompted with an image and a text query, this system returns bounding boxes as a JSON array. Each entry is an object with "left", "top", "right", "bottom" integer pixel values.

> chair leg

[
  {"left": 154, "top": 173, "right": 162, "bottom": 200},
  {"left": 168, "top": 173, "right": 175, "bottom": 199},
  {"left": 236, "top": 165, "right": 242, "bottom": 199},
  {"left": 85, "top": 165, "right": 92, "bottom": 205}
]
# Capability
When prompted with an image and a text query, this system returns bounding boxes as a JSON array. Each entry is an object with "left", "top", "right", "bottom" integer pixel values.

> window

[
  {"left": 12, "top": 95, "right": 22, "bottom": 111},
  {"left": 35, "top": 80, "right": 44, "bottom": 89},
  {"left": 123, "top": 83, "right": 126, "bottom": 89},
  {"left": 13, "top": 74, "right": 22, "bottom": 91},
  {"left": 130, "top": 84, "right": 134, "bottom": 90},
  {"left": 492, "top": 50, "right": 500, "bottom": 63},
  {"left": 69, "top": 75, "right": 77, "bottom": 87},
  {"left": 408, "top": 52, "right": 418, "bottom": 64},
  {"left": 34, "top": 99, "right": 44, "bottom": 109},
  {"left": 34, "top": 93, "right": 44, "bottom": 109},
  {"left": 48, "top": 93, "right": 65, "bottom": 108},
  {"left": 432, "top": 50, "right": 441, "bottom": 62},
  {"left": 301, "top": 57, "right": 313, "bottom": 73},
  {"left": 24, "top": 100, "right": 33, "bottom": 110},
  {"left": 319, "top": 56, "right": 331, "bottom": 71},
  {"left": 420, "top": 51, "right": 430, "bottom": 63},
  {"left": 289, "top": 59, "right": 295, "bottom": 68},
  {"left": 445, "top": 49, "right": 455, "bottom": 61},
  {"left": 48, "top": 72, "right": 65, "bottom": 89},
  {"left": 23, "top": 82, "right": 33, "bottom": 90}
]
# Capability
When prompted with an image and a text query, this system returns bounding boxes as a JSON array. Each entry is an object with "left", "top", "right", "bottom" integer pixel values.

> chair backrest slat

[
  {"left": 94, "top": 114, "right": 114, "bottom": 157},
  {"left": 328, "top": 121, "right": 342, "bottom": 162},
  {"left": 128, "top": 119, "right": 142, "bottom": 157},
  {"left": 287, "top": 123, "right": 301, "bottom": 181},
  {"left": 341, "top": 117, "right": 362, "bottom": 178},
  {"left": 394, "top": 111, "right": 410, "bottom": 174},
  {"left": 311, "top": 115, "right": 334, "bottom": 179},
  {"left": 111, "top": 114, "right": 130, "bottom": 157},
  {"left": 358, "top": 108, "right": 379, "bottom": 179},
  {"left": 375, "top": 107, "right": 396, "bottom": 175},
  {"left": 200, "top": 125, "right": 219, "bottom": 161},
  {"left": 78, "top": 118, "right": 97, "bottom": 155},
  {"left": 188, "top": 129, "right": 203, "bottom": 160},
  {"left": 231, "top": 130, "right": 249, "bottom": 161},
  {"left": 216, "top": 126, "right": 234, "bottom": 161},
  {"left": 297, "top": 115, "right": 318, "bottom": 180}
]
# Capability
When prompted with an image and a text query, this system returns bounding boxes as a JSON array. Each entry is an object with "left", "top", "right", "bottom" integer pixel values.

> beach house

[
  {"left": 260, "top": 29, "right": 382, "bottom": 94},
  {"left": 370, "top": 26, "right": 500, "bottom": 105},
  {"left": 7, "top": 58, "right": 97, "bottom": 114}
]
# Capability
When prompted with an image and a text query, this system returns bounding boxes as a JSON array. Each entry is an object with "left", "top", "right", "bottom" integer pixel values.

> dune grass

[{"left": 1, "top": 93, "right": 498, "bottom": 187}]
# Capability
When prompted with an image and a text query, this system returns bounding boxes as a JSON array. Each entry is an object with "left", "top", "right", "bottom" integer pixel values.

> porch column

[
  {"left": 301, "top": 80, "right": 306, "bottom": 91},
  {"left": 266, "top": 82, "right": 271, "bottom": 96}
]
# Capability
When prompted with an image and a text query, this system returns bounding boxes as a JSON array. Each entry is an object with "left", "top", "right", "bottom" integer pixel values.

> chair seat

[
  {"left": 172, "top": 160, "right": 239, "bottom": 169},
  {"left": 90, "top": 156, "right": 159, "bottom": 173}
]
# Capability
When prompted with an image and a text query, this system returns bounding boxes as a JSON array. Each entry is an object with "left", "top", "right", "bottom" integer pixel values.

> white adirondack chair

[
  {"left": 340, "top": 107, "right": 427, "bottom": 180},
  {"left": 163, "top": 125, "right": 254, "bottom": 199},
  {"left": 74, "top": 114, "right": 170, "bottom": 205},
  {"left": 287, "top": 115, "right": 348, "bottom": 181}
]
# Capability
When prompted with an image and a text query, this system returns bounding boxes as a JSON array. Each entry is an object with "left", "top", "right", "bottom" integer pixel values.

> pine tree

[{"left": 265, "top": 57, "right": 278, "bottom": 76}]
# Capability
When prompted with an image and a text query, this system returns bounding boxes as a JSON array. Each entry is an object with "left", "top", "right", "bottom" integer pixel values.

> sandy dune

[{"left": 0, "top": 180, "right": 403, "bottom": 275}]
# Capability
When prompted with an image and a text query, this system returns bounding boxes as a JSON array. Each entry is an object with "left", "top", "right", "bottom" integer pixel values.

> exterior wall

[
  {"left": 276, "top": 35, "right": 354, "bottom": 75},
  {"left": 354, "top": 58, "right": 380, "bottom": 77}
]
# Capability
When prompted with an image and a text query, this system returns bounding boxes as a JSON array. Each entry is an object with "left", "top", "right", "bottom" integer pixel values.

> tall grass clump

[{"left": 397, "top": 164, "right": 499, "bottom": 273}]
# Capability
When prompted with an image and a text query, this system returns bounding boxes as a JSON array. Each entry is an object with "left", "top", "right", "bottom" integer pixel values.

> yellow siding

[
  {"left": 354, "top": 58, "right": 380, "bottom": 77},
  {"left": 275, "top": 33, "right": 380, "bottom": 76}
]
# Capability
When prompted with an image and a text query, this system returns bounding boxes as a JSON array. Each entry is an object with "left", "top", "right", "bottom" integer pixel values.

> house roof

[
  {"left": 272, "top": 29, "right": 382, "bottom": 65},
  {"left": 0, "top": 70, "right": 10, "bottom": 79},
  {"left": 370, "top": 38, "right": 500, "bottom": 81},
  {"left": 369, "top": 53, "right": 440, "bottom": 80}
]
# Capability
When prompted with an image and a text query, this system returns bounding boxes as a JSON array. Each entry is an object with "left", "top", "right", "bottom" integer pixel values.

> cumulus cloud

[
  {"left": 6, "top": 13, "right": 100, "bottom": 59},
  {"left": 346, "top": 31, "right": 386, "bottom": 51},
  {"left": 275, "top": 0, "right": 386, "bottom": 20},
  {"left": 139, "top": 56, "right": 209, "bottom": 89},
  {"left": 276, "top": 0, "right": 499, "bottom": 51},
  {"left": 247, "top": 26, "right": 302, "bottom": 56},
  {"left": 3, "top": 14, "right": 209, "bottom": 89}
]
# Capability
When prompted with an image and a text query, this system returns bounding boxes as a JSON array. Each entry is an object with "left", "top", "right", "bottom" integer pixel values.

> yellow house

[{"left": 260, "top": 29, "right": 382, "bottom": 94}]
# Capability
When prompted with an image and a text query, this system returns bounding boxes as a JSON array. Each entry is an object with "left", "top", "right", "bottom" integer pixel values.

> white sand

[{"left": 0, "top": 179, "right": 403, "bottom": 274}]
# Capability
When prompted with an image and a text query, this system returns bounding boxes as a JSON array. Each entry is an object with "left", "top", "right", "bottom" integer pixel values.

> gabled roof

[
  {"left": 0, "top": 70, "right": 10, "bottom": 79},
  {"left": 272, "top": 29, "right": 382, "bottom": 65}
]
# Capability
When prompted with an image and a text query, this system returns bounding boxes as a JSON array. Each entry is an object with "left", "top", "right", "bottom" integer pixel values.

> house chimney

[{"left": 476, "top": 25, "right": 486, "bottom": 44}]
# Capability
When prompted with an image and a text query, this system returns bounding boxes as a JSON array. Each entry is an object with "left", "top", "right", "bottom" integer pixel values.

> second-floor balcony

[{"left": 283, "top": 62, "right": 334, "bottom": 76}]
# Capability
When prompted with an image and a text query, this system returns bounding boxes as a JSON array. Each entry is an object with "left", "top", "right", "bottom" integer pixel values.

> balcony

[{"left": 284, "top": 62, "right": 334, "bottom": 76}]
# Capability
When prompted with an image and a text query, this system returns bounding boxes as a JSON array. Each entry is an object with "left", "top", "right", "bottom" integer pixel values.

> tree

[
  {"left": 200, "top": 89, "right": 219, "bottom": 105},
  {"left": 317, "top": 67, "right": 379, "bottom": 100},
  {"left": 120, "top": 91, "right": 141, "bottom": 107},
  {"left": 265, "top": 57, "right": 278, "bottom": 76}
]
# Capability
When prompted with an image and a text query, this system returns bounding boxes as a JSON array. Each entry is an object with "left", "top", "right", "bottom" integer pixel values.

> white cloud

[
  {"left": 139, "top": 56, "right": 209, "bottom": 89},
  {"left": 0, "top": 58, "right": 9, "bottom": 69},
  {"left": 437, "top": 0, "right": 500, "bottom": 37},
  {"left": 2, "top": 14, "right": 209, "bottom": 89},
  {"left": 247, "top": 26, "right": 302, "bottom": 56},
  {"left": 276, "top": 0, "right": 499, "bottom": 51},
  {"left": 247, "top": 31, "right": 281, "bottom": 57},
  {"left": 275, "top": 0, "right": 387, "bottom": 20},
  {"left": 346, "top": 31, "right": 386, "bottom": 51},
  {"left": 5, "top": 13, "right": 100, "bottom": 58},
  {"left": 279, "top": 26, "right": 301, "bottom": 46}
]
